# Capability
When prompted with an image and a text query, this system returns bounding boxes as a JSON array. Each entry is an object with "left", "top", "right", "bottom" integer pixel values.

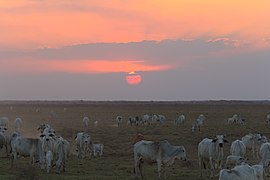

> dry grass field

[{"left": 0, "top": 101, "right": 270, "bottom": 180}]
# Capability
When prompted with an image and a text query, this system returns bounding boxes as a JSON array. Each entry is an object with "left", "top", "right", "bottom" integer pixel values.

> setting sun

[{"left": 126, "top": 71, "right": 142, "bottom": 85}]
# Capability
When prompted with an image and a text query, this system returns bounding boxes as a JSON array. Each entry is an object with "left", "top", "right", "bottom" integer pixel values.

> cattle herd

[{"left": 0, "top": 102, "right": 270, "bottom": 179}]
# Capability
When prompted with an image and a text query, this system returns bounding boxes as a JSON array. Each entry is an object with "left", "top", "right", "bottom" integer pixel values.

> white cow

[
  {"left": 46, "top": 150, "right": 53, "bottom": 173},
  {"left": 54, "top": 137, "right": 66, "bottom": 173},
  {"left": 259, "top": 142, "right": 270, "bottom": 168},
  {"left": 0, "top": 127, "right": 8, "bottom": 156},
  {"left": 14, "top": 117, "right": 23, "bottom": 133},
  {"left": 0, "top": 117, "right": 9, "bottom": 127},
  {"left": 75, "top": 132, "right": 91, "bottom": 159},
  {"left": 92, "top": 143, "right": 104, "bottom": 157},
  {"left": 230, "top": 140, "right": 246, "bottom": 157},
  {"left": 10, "top": 133, "right": 45, "bottom": 169},
  {"left": 219, "top": 164, "right": 264, "bottom": 180},
  {"left": 198, "top": 135, "right": 228, "bottom": 178},
  {"left": 134, "top": 140, "right": 187, "bottom": 178},
  {"left": 266, "top": 114, "right": 270, "bottom": 125},
  {"left": 225, "top": 155, "right": 247, "bottom": 169},
  {"left": 94, "top": 120, "right": 98, "bottom": 128},
  {"left": 142, "top": 114, "right": 151, "bottom": 126},
  {"left": 82, "top": 116, "right": 90, "bottom": 130},
  {"left": 227, "top": 114, "right": 238, "bottom": 124},
  {"left": 116, "top": 116, "right": 123, "bottom": 127},
  {"left": 242, "top": 133, "right": 266, "bottom": 158},
  {"left": 175, "top": 114, "right": 186, "bottom": 125}
]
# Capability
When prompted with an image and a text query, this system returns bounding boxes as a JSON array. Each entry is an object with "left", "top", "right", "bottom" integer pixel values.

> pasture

[{"left": 0, "top": 101, "right": 270, "bottom": 180}]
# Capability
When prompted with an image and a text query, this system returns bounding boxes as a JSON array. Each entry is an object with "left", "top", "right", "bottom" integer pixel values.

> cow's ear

[
  {"left": 212, "top": 139, "right": 217, "bottom": 143},
  {"left": 40, "top": 134, "right": 45, "bottom": 137},
  {"left": 4, "top": 128, "right": 7, "bottom": 130},
  {"left": 74, "top": 135, "right": 77, "bottom": 139},
  {"left": 49, "top": 134, "right": 54, "bottom": 137},
  {"left": 224, "top": 139, "right": 228, "bottom": 143}
]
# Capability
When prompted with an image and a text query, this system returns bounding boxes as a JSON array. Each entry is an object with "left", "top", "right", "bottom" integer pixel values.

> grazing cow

[
  {"left": 219, "top": 164, "right": 264, "bottom": 180},
  {"left": 0, "top": 117, "right": 9, "bottom": 127},
  {"left": 92, "top": 143, "right": 104, "bottom": 157},
  {"left": 175, "top": 114, "right": 186, "bottom": 125},
  {"left": 134, "top": 140, "right": 187, "bottom": 178},
  {"left": 46, "top": 150, "right": 53, "bottom": 173},
  {"left": 225, "top": 155, "right": 247, "bottom": 169},
  {"left": 10, "top": 133, "right": 45, "bottom": 169},
  {"left": 227, "top": 114, "right": 238, "bottom": 124},
  {"left": 75, "top": 132, "right": 91, "bottom": 159},
  {"left": 230, "top": 140, "right": 246, "bottom": 157},
  {"left": 132, "top": 133, "right": 144, "bottom": 145},
  {"left": 14, "top": 117, "right": 23, "bottom": 132},
  {"left": 198, "top": 135, "right": 228, "bottom": 178},
  {"left": 116, "top": 116, "right": 123, "bottom": 127}
]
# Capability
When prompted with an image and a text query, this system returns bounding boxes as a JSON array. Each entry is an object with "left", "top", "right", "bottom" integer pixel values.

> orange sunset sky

[{"left": 1, "top": 1, "right": 270, "bottom": 100}]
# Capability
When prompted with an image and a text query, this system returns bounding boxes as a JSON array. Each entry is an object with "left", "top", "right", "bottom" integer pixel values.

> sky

[{"left": 0, "top": 0, "right": 270, "bottom": 101}]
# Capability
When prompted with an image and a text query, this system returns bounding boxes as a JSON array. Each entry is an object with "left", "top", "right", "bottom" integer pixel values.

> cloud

[{"left": 0, "top": 39, "right": 234, "bottom": 74}]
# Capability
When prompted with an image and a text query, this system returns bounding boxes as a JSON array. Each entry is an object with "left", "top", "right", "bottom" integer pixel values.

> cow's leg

[
  {"left": 134, "top": 157, "right": 139, "bottom": 178},
  {"left": 138, "top": 161, "right": 143, "bottom": 178},
  {"left": 209, "top": 157, "right": 214, "bottom": 178},
  {"left": 157, "top": 159, "right": 162, "bottom": 178}
]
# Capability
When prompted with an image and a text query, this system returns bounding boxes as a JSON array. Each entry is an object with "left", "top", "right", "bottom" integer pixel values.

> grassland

[{"left": 0, "top": 101, "right": 270, "bottom": 180}]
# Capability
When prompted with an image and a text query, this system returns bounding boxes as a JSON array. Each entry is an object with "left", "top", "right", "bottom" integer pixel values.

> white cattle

[
  {"left": 75, "top": 132, "right": 91, "bottom": 159},
  {"left": 40, "top": 132, "right": 54, "bottom": 155},
  {"left": 142, "top": 114, "right": 151, "bottom": 126},
  {"left": 198, "top": 135, "right": 228, "bottom": 178},
  {"left": 157, "top": 114, "right": 166, "bottom": 125},
  {"left": 94, "top": 120, "right": 98, "bottom": 128},
  {"left": 92, "top": 143, "right": 104, "bottom": 157},
  {"left": 54, "top": 137, "right": 66, "bottom": 173},
  {"left": 82, "top": 116, "right": 90, "bottom": 130},
  {"left": 0, "top": 117, "right": 9, "bottom": 127},
  {"left": 230, "top": 140, "right": 246, "bottom": 157},
  {"left": 266, "top": 114, "right": 270, "bottom": 125},
  {"left": 53, "top": 136, "right": 70, "bottom": 160},
  {"left": 0, "top": 127, "right": 8, "bottom": 156},
  {"left": 127, "top": 116, "right": 136, "bottom": 126},
  {"left": 259, "top": 142, "right": 270, "bottom": 168},
  {"left": 116, "top": 116, "right": 123, "bottom": 127},
  {"left": 14, "top": 117, "right": 23, "bottom": 133},
  {"left": 242, "top": 133, "right": 267, "bottom": 158},
  {"left": 227, "top": 114, "right": 238, "bottom": 124},
  {"left": 225, "top": 155, "right": 247, "bottom": 169},
  {"left": 10, "top": 133, "right": 45, "bottom": 169},
  {"left": 134, "top": 140, "right": 187, "bottom": 178},
  {"left": 192, "top": 118, "right": 204, "bottom": 132},
  {"left": 175, "top": 114, "right": 186, "bottom": 125},
  {"left": 219, "top": 164, "right": 264, "bottom": 180},
  {"left": 46, "top": 150, "right": 53, "bottom": 173}
]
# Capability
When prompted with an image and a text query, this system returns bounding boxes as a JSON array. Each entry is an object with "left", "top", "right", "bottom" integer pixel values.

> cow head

[
  {"left": 212, "top": 135, "right": 228, "bottom": 147},
  {"left": 176, "top": 146, "right": 187, "bottom": 161}
]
